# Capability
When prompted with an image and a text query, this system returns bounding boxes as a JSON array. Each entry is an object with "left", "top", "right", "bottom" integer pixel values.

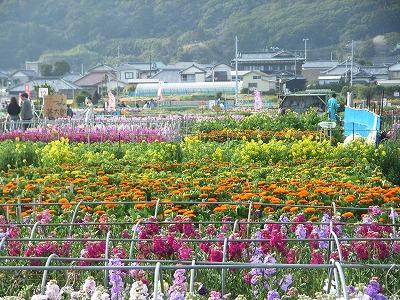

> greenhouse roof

[{"left": 131, "top": 81, "right": 241, "bottom": 97}]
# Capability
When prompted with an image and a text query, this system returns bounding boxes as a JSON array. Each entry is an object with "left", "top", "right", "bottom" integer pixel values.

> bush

[
  {"left": 379, "top": 140, "right": 400, "bottom": 185},
  {"left": 75, "top": 90, "right": 92, "bottom": 106}
]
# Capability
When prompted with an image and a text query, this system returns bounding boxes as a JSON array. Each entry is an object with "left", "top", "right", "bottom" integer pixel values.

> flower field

[{"left": 0, "top": 111, "right": 399, "bottom": 299}]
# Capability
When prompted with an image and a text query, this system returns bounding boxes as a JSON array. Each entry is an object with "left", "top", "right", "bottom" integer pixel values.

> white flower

[
  {"left": 129, "top": 281, "right": 149, "bottom": 300},
  {"left": 83, "top": 277, "right": 97, "bottom": 295},
  {"left": 45, "top": 280, "right": 61, "bottom": 300},
  {"left": 31, "top": 295, "right": 47, "bottom": 300}
]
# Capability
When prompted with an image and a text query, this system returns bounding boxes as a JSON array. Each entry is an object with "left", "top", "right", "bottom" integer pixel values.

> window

[
  {"left": 253, "top": 75, "right": 261, "bottom": 80},
  {"left": 182, "top": 74, "right": 195, "bottom": 82},
  {"left": 125, "top": 72, "right": 134, "bottom": 79},
  {"left": 248, "top": 83, "right": 258, "bottom": 89}
]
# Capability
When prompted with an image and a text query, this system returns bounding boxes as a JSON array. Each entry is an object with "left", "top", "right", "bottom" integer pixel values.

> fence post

[
  {"left": 40, "top": 254, "right": 59, "bottom": 295},
  {"left": 154, "top": 198, "right": 161, "bottom": 219},
  {"left": 334, "top": 261, "right": 349, "bottom": 300},
  {"left": 29, "top": 221, "right": 41, "bottom": 240},
  {"left": 0, "top": 235, "right": 7, "bottom": 251},
  {"left": 68, "top": 200, "right": 83, "bottom": 237},
  {"left": 246, "top": 201, "right": 253, "bottom": 238},
  {"left": 221, "top": 237, "right": 228, "bottom": 296},
  {"left": 189, "top": 259, "right": 196, "bottom": 295},
  {"left": 129, "top": 219, "right": 142, "bottom": 259},
  {"left": 153, "top": 262, "right": 162, "bottom": 300},
  {"left": 104, "top": 231, "right": 111, "bottom": 287}
]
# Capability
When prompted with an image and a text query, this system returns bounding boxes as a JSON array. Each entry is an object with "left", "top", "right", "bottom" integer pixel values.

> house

[
  {"left": 8, "top": 78, "right": 81, "bottom": 99},
  {"left": 211, "top": 64, "right": 232, "bottom": 82},
  {"left": 241, "top": 71, "right": 276, "bottom": 93},
  {"left": 9, "top": 70, "right": 39, "bottom": 87},
  {"left": 0, "top": 71, "right": 8, "bottom": 89},
  {"left": 231, "top": 70, "right": 251, "bottom": 81},
  {"left": 180, "top": 65, "right": 206, "bottom": 82},
  {"left": 75, "top": 65, "right": 118, "bottom": 93},
  {"left": 62, "top": 73, "right": 83, "bottom": 83},
  {"left": 25, "top": 61, "right": 43, "bottom": 74},
  {"left": 302, "top": 61, "right": 338, "bottom": 83},
  {"left": 118, "top": 61, "right": 166, "bottom": 80},
  {"left": 86, "top": 64, "right": 116, "bottom": 74},
  {"left": 388, "top": 62, "right": 400, "bottom": 80},
  {"left": 318, "top": 60, "right": 374, "bottom": 85},
  {"left": 362, "top": 66, "right": 388, "bottom": 80},
  {"left": 151, "top": 69, "right": 181, "bottom": 83},
  {"left": 232, "top": 50, "right": 304, "bottom": 77}
]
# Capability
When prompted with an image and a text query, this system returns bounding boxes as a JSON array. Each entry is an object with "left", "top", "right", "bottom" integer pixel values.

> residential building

[
  {"left": 117, "top": 62, "right": 165, "bottom": 81},
  {"left": 151, "top": 69, "right": 181, "bottom": 83},
  {"left": 318, "top": 60, "right": 374, "bottom": 85},
  {"left": 232, "top": 50, "right": 304, "bottom": 77},
  {"left": 25, "top": 61, "right": 42, "bottom": 74},
  {"left": 0, "top": 71, "right": 8, "bottom": 89},
  {"left": 362, "top": 66, "right": 389, "bottom": 80},
  {"left": 180, "top": 65, "right": 206, "bottom": 82},
  {"left": 8, "top": 78, "right": 81, "bottom": 99},
  {"left": 388, "top": 62, "right": 400, "bottom": 80},
  {"left": 211, "top": 64, "right": 232, "bottom": 82},
  {"left": 302, "top": 61, "right": 338, "bottom": 83},
  {"left": 231, "top": 70, "right": 251, "bottom": 81},
  {"left": 241, "top": 71, "right": 276, "bottom": 93},
  {"left": 9, "top": 70, "right": 39, "bottom": 87}
]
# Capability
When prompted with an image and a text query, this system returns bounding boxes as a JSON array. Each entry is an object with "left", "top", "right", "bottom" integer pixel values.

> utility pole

[
  {"left": 149, "top": 52, "right": 152, "bottom": 78},
  {"left": 330, "top": 51, "right": 333, "bottom": 61},
  {"left": 235, "top": 35, "right": 239, "bottom": 107},
  {"left": 116, "top": 45, "right": 120, "bottom": 101},
  {"left": 294, "top": 52, "right": 297, "bottom": 78},
  {"left": 350, "top": 40, "right": 354, "bottom": 86},
  {"left": 303, "top": 38, "right": 309, "bottom": 61}
]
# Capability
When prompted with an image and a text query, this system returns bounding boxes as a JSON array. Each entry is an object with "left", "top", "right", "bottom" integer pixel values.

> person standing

[
  {"left": 20, "top": 92, "right": 33, "bottom": 130},
  {"left": 84, "top": 97, "right": 94, "bottom": 126},
  {"left": 7, "top": 96, "right": 21, "bottom": 130},
  {"left": 66, "top": 104, "right": 74, "bottom": 118},
  {"left": 327, "top": 93, "right": 339, "bottom": 122}
]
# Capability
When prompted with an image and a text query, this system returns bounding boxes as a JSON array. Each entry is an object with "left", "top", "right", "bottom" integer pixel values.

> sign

[
  {"left": 254, "top": 90, "right": 263, "bottom": 110},
  {"left": 318, "top": 121, "right": 336, "bottom": 129},
  {"left": 43, "top": 94, "right": 67, "bottom": 119},
  {"left": 394, "top": 91, "right": 399, "bottom": 97},
  {"left": 38, "top": 88, "right": 49, "bottom": 99}
]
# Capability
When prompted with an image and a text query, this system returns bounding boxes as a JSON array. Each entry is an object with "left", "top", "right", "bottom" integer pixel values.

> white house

[
  {"left": 211, "top": 63, "right": 232, "bottom": 81},
  {"left": 388, "top": 62, "right": 400, "bottom": 80},
  {"left": 242, "top": 71, "right": 276, "bottom": 92},
  {"left": 180, "top": 65, "right": 206, "bottom": 82}
]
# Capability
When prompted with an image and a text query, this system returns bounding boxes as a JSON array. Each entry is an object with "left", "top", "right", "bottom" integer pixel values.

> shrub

[{"left": 379, "top": 140, "right": 400, "bottom": 185}]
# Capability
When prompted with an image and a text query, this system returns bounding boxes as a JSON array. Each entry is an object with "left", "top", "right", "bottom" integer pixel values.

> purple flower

[
  {"left": 279, "top": 274, "right": 293, "bottom": 291},
  {"left": 365, "top": 278, "right": 381, "bottom": 298},
  {"left": 295, "top": 224, "right": 307, "bottom": 240},
  {"left": 368, "top": 206, "right": 382, "bottom": 217},
  {"left": 109, "top": 258, "right": 124, "bottom": 300},
  {"left": 267, "top": 290, "right": 280, "bottom": 300}
]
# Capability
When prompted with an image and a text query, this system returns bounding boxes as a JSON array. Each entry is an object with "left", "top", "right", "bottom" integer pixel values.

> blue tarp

[{"left": 344, "top": 106, "right": 380, "bottom": 143}]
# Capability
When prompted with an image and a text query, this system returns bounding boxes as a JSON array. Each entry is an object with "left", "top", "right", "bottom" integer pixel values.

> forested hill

[{"left": 0, "top": 0, "right": 399, "bottom": 70}]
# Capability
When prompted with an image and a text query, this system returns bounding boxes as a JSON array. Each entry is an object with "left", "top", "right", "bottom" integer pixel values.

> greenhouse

[{"left": 131, "top": 81, "right": 241, "bottom": 97}]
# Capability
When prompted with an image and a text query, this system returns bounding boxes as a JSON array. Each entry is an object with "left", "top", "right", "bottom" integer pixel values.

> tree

[
  {"left": 52, "top": 61, "right": 70, "bottom": 76},
  {"left": 92, "top": 90, "right": 101, "bottom": 105},
  {"left": 75, "top": 90, "right": 91, "bottom": 106},
  {"left": 39, "top": 64, "right": 53, "bottom": 76}
]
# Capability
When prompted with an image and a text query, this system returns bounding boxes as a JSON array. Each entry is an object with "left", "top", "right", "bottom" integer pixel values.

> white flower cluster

[{"left": 129, "top": 281, "right": 148, "bottom": 300}]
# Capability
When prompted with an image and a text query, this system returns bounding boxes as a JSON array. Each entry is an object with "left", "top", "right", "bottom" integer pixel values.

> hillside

[{"left": 0, "top": 0, "right": 399, "bottom": 70}]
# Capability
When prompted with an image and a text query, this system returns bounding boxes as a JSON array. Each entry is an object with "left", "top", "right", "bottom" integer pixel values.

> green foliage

[
  {"left": 0, "top": 0, "right": 399, "bottom": 69},
  {"left": 379, "top": 140, "right": 400, "bottom": 185},
  {"left": 75, "top": 90, "right": 91, "bottom": 106},
  {"left": 0, "top": 141, "right": 40, "bottom": 171},
  {"left": 39, "top": 61, "right": 70, "bottom": 76},
  {"left": 33, "top": 83, "right": 56, "bottom": 98}
]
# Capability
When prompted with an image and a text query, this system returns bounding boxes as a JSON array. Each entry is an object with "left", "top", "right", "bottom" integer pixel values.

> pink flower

[{"left": 310, "top": 250, "right": 324, "bottom": 264}]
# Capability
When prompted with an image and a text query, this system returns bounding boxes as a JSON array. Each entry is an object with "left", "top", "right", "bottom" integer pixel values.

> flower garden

[{"left": 0, "top": 110, "right": 399, "bottom": 300}]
